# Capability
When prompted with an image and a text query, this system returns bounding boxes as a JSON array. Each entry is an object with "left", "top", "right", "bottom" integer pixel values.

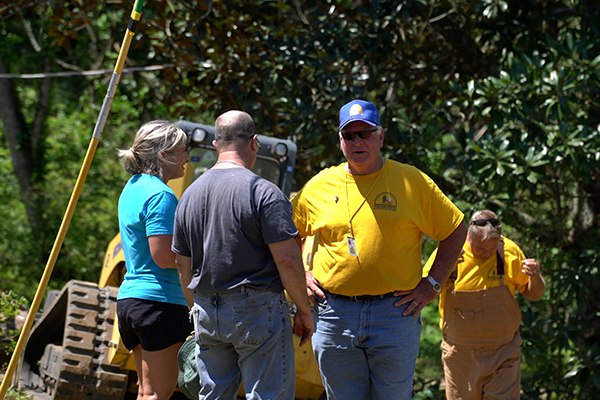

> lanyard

[{"left": 345, "top": 160, "right": 385, "bottom": 237}]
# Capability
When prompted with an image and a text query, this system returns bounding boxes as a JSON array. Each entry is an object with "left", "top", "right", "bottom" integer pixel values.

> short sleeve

[
  {"left": 145, "top": 191, "right": 178, "bottom": 237},
  {"left": 291, "top": 188, "right": 312, "bottom": 238},
  {"left": 172, "top": 195, "right": 191, "bottom": 257},
  {"left": 418, "top": 173, "right": 464, "bottom": 241},
  {"left": 258, "top": 184, "right": 298, "bottom": 245}
]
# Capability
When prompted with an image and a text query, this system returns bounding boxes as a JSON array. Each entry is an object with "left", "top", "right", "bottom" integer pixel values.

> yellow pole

[{"left": 0, "top": 1, "right": 144, "bottom": 398}]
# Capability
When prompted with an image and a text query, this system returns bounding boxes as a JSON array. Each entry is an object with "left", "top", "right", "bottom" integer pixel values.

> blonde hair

[{"left": 118, "top": 120, "right": 187, "bottom": 181}]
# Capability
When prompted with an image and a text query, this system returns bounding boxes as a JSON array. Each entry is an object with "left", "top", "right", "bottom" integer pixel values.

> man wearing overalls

[{"left": 424, "top": 210, "right": 546, "bottom": 399}]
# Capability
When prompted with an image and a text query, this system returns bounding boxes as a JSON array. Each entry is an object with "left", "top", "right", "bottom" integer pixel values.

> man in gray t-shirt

[{"left": 172, "top": 110, "right": 313, "bottom": 400}]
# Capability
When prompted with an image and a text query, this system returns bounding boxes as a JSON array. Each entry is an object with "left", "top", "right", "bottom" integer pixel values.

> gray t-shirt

[{"left": 172, "top": 167, "right": 298, "bottom": 294}]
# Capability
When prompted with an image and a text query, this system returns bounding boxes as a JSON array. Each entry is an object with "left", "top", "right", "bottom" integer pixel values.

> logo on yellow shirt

[
  {"left": 374, "top": 192, "right": 397, "bottom": 211},
  {"left": 487, "top": 266, "right": 500, "bottom": 281}
]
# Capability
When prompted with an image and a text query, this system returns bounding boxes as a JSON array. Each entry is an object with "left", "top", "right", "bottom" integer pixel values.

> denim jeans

[
  {"left": 192, "top": 287, "right": 294, "bottom": 400},
  {"left": 313, "top": 293, "right": 421, "bottom": 400}
]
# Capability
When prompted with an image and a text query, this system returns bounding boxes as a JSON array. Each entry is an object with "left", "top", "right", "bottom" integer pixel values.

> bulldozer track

[{"left": 17, "top": 280, "right": 128, "bottom": 400}]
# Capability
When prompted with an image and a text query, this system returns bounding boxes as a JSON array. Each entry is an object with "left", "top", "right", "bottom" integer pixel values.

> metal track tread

[{"left": 25, "top": 280, "right": 128, "bottom": 400}]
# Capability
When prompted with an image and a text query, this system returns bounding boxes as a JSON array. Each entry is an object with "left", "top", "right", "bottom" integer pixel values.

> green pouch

[{"left": 178, "top": 335, "right": 201, "bottom": 399}]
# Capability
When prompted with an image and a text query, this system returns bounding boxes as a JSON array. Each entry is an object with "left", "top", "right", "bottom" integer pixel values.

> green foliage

[
  {"left": 0, "top": 291, "right": 28, "bottom": 367},
  {"left": 443, "top": 21, "right": 600, "bottom": 397},
  {"left": 0, "top": 91, "right": 149, "bottom": 298},
  {"left": 0, "top": 145, "right": 34, "bottom": 295},
  {"left": 3, "top": 387, "right": 32, "bottom": 400},
  {"left": 414, "top": 301, "right": 445, "bottom": 399},
  {"left": 1, "top": 0, "right": 600, "bottom": 398}
]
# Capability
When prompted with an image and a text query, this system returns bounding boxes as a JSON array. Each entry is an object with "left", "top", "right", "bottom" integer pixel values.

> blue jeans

[
  {"left": 192, "top": 288, "right": 295, "bottom": 400},
  {"left": 313, "top": 293, "right": 421, "bottom": 400}
]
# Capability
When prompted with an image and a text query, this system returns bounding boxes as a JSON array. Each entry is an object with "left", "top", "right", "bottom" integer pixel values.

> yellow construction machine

[{"left": 13, "top": 119, "right": 324, "bottom": 400}]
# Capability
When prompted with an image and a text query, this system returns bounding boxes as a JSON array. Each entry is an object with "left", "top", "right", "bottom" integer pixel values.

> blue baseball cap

[{"left": 339, "top": 100, "right": 380, "bottom": 130}]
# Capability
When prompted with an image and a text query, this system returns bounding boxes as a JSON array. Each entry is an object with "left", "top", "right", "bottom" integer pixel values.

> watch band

[{"left": 427, "top": 275, "right": 442, "bottom": 293}]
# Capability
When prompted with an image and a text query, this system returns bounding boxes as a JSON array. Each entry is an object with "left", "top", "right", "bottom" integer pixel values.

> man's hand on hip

[
  {"left": 306, "top": 270, "right": 326, "bottom": 303},
  {"left": 393, "top": 278, "right": 440, "bottom": 316}
]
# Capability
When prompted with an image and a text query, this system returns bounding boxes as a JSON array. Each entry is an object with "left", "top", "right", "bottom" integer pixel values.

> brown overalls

[{"left": 441, "top": 241, "right": 523, "bottom": 400}]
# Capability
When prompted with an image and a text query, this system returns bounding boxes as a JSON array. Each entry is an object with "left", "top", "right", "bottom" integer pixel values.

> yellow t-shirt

[
  {"left": 423, "top": 237, "right": 530, "bottom": 328},
  {"left": 292, "top": 160, "right": 464, "bottom": 296}
]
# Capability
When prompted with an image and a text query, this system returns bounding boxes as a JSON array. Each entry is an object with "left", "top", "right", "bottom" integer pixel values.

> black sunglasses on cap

[
  {"left": 470, "top": 218, "right": 500, "bottom": 227},
  {"left": 339, "top": 128, "right": 379, "bottom": 141}
]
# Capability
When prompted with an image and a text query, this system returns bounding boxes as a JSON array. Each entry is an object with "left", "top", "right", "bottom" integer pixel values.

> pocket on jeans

[{"left": 233, "top": 303, "right": 273, "bottom": 345}]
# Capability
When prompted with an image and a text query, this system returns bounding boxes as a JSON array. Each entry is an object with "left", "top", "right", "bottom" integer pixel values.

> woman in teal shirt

[{"left": 116, "top": 120, "right": 191, "bottom": 400}]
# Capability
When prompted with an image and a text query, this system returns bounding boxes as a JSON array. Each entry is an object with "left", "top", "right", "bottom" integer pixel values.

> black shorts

[{"left": 117, "top": 298, "right": 193, "bottom": 351}]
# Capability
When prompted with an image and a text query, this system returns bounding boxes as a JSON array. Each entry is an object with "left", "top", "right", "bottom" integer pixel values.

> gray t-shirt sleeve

[
  {"left": 172, "top": 198, "right": 192, "bottom": 257},
  {"left": 257, "top": 183, "right": 298, "bottom": 245}
]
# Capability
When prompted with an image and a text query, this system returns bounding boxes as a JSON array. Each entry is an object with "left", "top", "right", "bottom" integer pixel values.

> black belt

[{"left": 328, "top": 291, "right": 396, "bottom": 302}]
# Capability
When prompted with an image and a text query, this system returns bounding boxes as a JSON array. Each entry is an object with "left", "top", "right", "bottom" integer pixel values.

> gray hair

[
  {"left": 468, "top": 209, "right": 502, "bottom": 241},
  {"left": 214, "top": 111, "right": 256, "bottom": 146},
  {"left": 118, "top": 120, "right": 187, "bottom": 180}
]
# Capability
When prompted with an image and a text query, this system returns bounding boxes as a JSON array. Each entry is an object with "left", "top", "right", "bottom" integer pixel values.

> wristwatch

[{"left": 427, "top": 275, "right": 442, "bottom": 293}]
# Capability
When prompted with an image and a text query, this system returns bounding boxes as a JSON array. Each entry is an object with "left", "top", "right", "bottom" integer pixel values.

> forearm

[
  {"left": 520, "top": 258, "right": 546, "bottom": 301},
  {"left": 523, "top": 273, "right": 546, "bottom": 301},
  {"left": 428, "top": 220, "right": 467, "bottom": 283},
  {"left": 277, "top": 257, "right": 312, "bottom": 315},
  {"left": 176, "top": 254, "right": 195, "bottom": 308},
  {"left": 149, "top": 234, "right": 177, "bottom": 269},
  {"left": 269, "top": 239, "right": 312, "bottom": 315}
]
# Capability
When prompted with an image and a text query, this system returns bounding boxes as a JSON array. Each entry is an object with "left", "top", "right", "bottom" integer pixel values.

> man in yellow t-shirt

[
  {"left": 291, "top": 99, "right": 467, "bottom": 400},
  {"left": 423, "top": 210, "right": 546, "bottom": 400}
]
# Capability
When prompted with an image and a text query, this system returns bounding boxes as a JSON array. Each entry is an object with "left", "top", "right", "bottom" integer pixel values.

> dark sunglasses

[
  {"left": 470, "top": 218, "right": 500, "bottom": 227},
  {"left": 340, "top": 128, "right": 379, "bottom": 141}
]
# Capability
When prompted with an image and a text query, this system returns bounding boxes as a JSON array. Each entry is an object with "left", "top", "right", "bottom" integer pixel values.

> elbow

[
  {"left": 523, "top": 287, "right": 545, "bottom": 302},
  {"left": 526, "top": 293, "right": 544, "bottom": 302},
  {"left": 275, "top": 255, "right": 296, "bottom": 271},
  {"left": 153, "top": 256, "right": 176, "bottom": 269},
  {"left": 523, "top": 292, "right": 542, "bottom": 302},
  {"left": 274, "top": 251, "right": 303, "bottom": 274}
]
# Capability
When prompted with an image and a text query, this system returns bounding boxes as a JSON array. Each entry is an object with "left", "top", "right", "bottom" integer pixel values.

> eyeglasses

[
  {"left": 240, "top": 133, "right": 261, "bottom": 150},
  {"left": 254, "top": 135, "right": 261, "bottom": 150},
  {"left": 470, "top": 218, "right": 500, "bottom": 227},
  {"left": 339, "top": 128, "right": 379, "bottom": 141}
]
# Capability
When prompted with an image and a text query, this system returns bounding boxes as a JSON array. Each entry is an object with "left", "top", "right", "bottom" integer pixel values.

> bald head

[{"left": 214, "top": 110, "right": 257, "bottom": 149}]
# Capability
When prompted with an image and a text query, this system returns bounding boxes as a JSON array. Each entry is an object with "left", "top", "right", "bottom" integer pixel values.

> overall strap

[
  {"left": 449, "top": 250, "right": 464, "bottom": 282},
  {"left": 496, "top": 236, "right": 505, "bottom": 277},
  {"left": 449, "top": 236, "right": 505, "bottom": 282}
]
